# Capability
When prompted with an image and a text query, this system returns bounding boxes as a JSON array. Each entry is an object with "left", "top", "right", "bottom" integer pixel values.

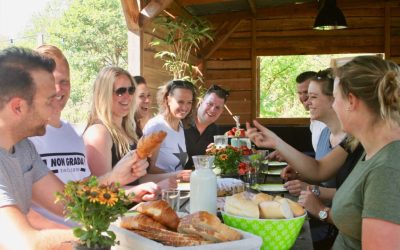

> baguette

[
  {"left": 131, "top": 227, "right": 210, "bottom": 247},
  {"left": 120, "top": 213, "right": 167, "bottom": 230},
  {"left": 136, "top": 131, "right": 167, "bottom": 159},
  {"left": 178, "top": 211, "right": 241, "bottom": 242},
  {"left": 136, "top": 200, "right": 180, "bottom": 231}
]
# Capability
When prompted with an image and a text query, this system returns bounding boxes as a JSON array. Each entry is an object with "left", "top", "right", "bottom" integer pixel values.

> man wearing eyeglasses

[{"left": 184, "top": 85, "right": 229, "bottom": 169}]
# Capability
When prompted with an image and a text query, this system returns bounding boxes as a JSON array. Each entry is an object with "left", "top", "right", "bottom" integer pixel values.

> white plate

[
  {"left": 268, "top": 161, "right": 287, "bottom": 167},
  {"left": 266, "top": 168, "right": 282, "bottom": 175},
  {"left": 251, "top": 184, "right": 287, "bottom": 192}
]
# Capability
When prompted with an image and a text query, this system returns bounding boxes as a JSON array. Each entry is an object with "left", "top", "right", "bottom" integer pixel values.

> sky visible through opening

[{"left": 0, "top": 0, "right": 50, "bottom": 38}]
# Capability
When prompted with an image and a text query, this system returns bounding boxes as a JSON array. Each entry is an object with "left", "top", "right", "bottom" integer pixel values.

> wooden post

[
  {"left": 128, "top": 30, "right": 143, "bottom": 76},
  {"left": 384, "top": 4, "right": 391, "bottom": 59},
  {"left": 251, "top": 18, "right": 257, "bottom": 120}
]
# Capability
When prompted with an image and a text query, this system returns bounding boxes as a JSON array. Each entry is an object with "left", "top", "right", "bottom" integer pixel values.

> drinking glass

[
  {"left": 214, "top": 135, "right": 228, "bottom": 148},
  {"left": 161, "top": 189, "right": 180, "bottom": 212}
]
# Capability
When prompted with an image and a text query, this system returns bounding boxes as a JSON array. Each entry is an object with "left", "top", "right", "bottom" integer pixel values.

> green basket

[{"left": 222, "top": 211, "right": 306, "bottom": 250}]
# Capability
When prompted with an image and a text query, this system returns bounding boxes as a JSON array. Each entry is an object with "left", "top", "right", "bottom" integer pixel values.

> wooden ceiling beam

[
  {"left": 200, "top": 19, "right": 243, "bottom": 60},
  {"left": 165, "top": 1, "right": 193, "bottom": 19},
  {"left": 247, "top": 0, "right": 256, "bottom": 16},
  {"left": 120, "top": 0, "right": 141, "bottom": 31},
  {"left": 140, "top": 0, "right": 174, "bottom": 27},
  {"left": 205, "top": 1, "right": 399, "bottom": 22},
  {"left": 179, "top": 0, "right": 234, "bottom": 6}
]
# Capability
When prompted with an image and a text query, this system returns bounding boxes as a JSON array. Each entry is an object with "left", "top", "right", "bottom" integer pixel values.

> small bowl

[{"left": 221, "top": 211, "right": 306, "bottom": 250}]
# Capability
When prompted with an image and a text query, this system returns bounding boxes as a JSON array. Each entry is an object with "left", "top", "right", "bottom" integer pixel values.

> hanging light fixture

[{"left": 313, "top": 0, "right": 348, "bottom": 30}]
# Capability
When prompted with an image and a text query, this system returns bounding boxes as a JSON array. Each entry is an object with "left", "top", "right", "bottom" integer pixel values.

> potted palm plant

[
  {"left": 56, "top": 176, "right": 132, "bottom": 250},
  {"left": 150, "top": 15, "right": 213, "bottom": 84}
]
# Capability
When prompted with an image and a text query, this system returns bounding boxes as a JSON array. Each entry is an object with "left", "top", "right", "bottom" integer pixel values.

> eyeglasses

[
  {"left": 114, "top": 86, "right": 135, "bottom": 96},
  {"left": 206, "top": 84, "right": 229, "bottom": 99}
]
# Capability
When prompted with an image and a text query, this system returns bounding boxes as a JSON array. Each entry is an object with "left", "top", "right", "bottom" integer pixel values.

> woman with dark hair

[
  {"left": 133, "top": 75, "right": 152, "bottom": 137},
  {"left": 142, "top": 80, "right": 197, "bottom": 177}
]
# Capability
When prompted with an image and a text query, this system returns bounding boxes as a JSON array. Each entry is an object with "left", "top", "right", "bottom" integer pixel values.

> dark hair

[
  {"left": 133, "top": 75, "right": 146, "bottom": 85},
  {"left": 205, "top": 84, "right": 229, "bottom": 102},
  {"left": 296, "top": 71, "right": 317, "bottom": 84},
  {"left": 157, "top": 79, "right": 198, "bottom": 126},
  {"left": 0, "top": 47, "right": 55, "bottom": 110},
  {"left": 311, "top": 68, "right": 334, "bottom": 96}
]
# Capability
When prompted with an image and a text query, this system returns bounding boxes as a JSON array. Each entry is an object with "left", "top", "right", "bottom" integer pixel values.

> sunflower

[
  {"left": 88, "top": 187, "right": 101, "bottom": 203},
  {"left": 219, "top": 154, "right": 228, "bottom": 161},
  {"left": 99, "top": 188, "right": 119, "bottom": 207}
]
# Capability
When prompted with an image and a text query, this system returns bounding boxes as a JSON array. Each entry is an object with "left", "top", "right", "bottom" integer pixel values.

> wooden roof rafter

[
  {"left": 247, "top": 0, "right": 256, "bottom": 16},
  {"left": 200, "top": 19, "right": 243, "bottom": 60},
  {"left": 120, "top": 0, "right": 174, "bottom": 31}
]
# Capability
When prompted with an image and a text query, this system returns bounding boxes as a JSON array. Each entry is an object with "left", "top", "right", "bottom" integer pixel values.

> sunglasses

[
  {"left": 206, "top": 84, "right": 229, "bottom": 98},
  {"left": 114, "top": 86, "right": 135, "bottom": 96},
  {"left": 315, "top": 69, "right": 333, "bottom": 81},
  {"left": 167, "top": 80, "right": 196, "bottom": 94}
]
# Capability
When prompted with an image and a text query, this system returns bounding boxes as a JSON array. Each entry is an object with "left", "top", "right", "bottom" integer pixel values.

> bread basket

[{"left": 221, "top": 211, "right": 306, "bottom": 250}]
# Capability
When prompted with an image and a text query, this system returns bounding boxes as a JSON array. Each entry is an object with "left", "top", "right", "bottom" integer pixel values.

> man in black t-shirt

[{"left": 184, "top": 85, "right": 229, "bottom": 169}]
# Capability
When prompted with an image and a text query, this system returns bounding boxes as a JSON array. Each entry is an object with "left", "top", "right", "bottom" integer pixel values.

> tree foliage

[
  {"left": 14, "top": 0, "right": 128, "bottom": 123},
  {"left": 259, "top": 55, "right": 334, "bottom": 118}
]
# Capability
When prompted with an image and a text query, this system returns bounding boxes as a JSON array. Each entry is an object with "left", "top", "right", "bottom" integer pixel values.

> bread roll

[
  {"left": 136, "top": 200, "right": 180, "bottom": 230},
  {"left": 251, "top": 193, "right": 273, "bottom": 205},
  {"left": 225, "top": 195, "right": 259, "bottom": 218},
  {"left": 273, "top": 196, "right": 305, "bottom": 217},
  {"left": 120, "top": 213, "right": 167, "bottom": 230},
  {"left": 259, "top": 200, "right": 293, "bottom": 219},
  {"left": 286, "top": 198, "right": 306, "bottom": 217},
  {"left": 178, "top": 211, "right": 241, "bottom": 242}
]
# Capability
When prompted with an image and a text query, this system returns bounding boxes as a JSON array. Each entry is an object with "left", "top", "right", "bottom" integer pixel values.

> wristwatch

[
  {"left": 311, "top": 185, "right": 320, "bottom": 197},
  {"left": 318, "top": 207, "right": 330, "bottom": 221}
]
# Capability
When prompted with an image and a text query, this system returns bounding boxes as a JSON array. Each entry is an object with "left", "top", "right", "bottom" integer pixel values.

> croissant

[
  {"left": 136, "top": 200, "right": 180, "bottom": 231},
  {"left": 136, "top": 130, "right": 167, "bottom": 159}
]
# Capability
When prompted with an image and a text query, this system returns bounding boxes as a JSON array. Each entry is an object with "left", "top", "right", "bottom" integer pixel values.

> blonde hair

[
  {"left": 336, "top": 56, "right": 400, "bottom": 126},
  {"left": 157, "top": 80, "right": 197, "bottom": 127},
  {"left": 85, "top": 66, "right": 137, "bottom": 158},
  {"left": 35, "top": 44, "right": 69, "bottom": 70}
]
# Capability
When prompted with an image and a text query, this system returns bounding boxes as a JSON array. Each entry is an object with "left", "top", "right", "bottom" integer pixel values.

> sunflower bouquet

[{"left": 56, "top": 176, "right": 132, "bottom": 249}]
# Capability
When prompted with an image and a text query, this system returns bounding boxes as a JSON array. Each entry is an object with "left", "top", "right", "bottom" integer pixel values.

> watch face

[{"left": 319, "top": 210, "right": 328, "bottom": 220}]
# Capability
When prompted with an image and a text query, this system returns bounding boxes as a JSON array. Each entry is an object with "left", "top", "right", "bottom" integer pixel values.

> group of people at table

[{"left": 0, "top": 44, "right": 399, "bottom": 250}]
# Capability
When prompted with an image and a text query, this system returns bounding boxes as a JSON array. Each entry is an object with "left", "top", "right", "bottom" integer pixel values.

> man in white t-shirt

[
  {"left": 28, "top": 45, "right": 159, "bottom": 227},
  {"left": 296, "top": 71, "right": 326, "bottom": 151}
]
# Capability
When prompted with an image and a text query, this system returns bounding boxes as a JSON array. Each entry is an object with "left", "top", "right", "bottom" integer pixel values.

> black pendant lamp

[{"left": 313, "top": 0, "right": 348, "bottom": 30}]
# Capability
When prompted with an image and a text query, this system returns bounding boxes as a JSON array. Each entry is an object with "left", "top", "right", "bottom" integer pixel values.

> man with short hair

[
  {"left": 28, "top": 45, "right": 159, "bottom": 227},
  {"left": 296, "top": 71, "right": 326, "bottom": 152},
  {"left": 184, "top": 85, "right": 229, "bottom": 169},
  {"left": 0, "top": 47, "right": 148, "bottom": 249}
]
